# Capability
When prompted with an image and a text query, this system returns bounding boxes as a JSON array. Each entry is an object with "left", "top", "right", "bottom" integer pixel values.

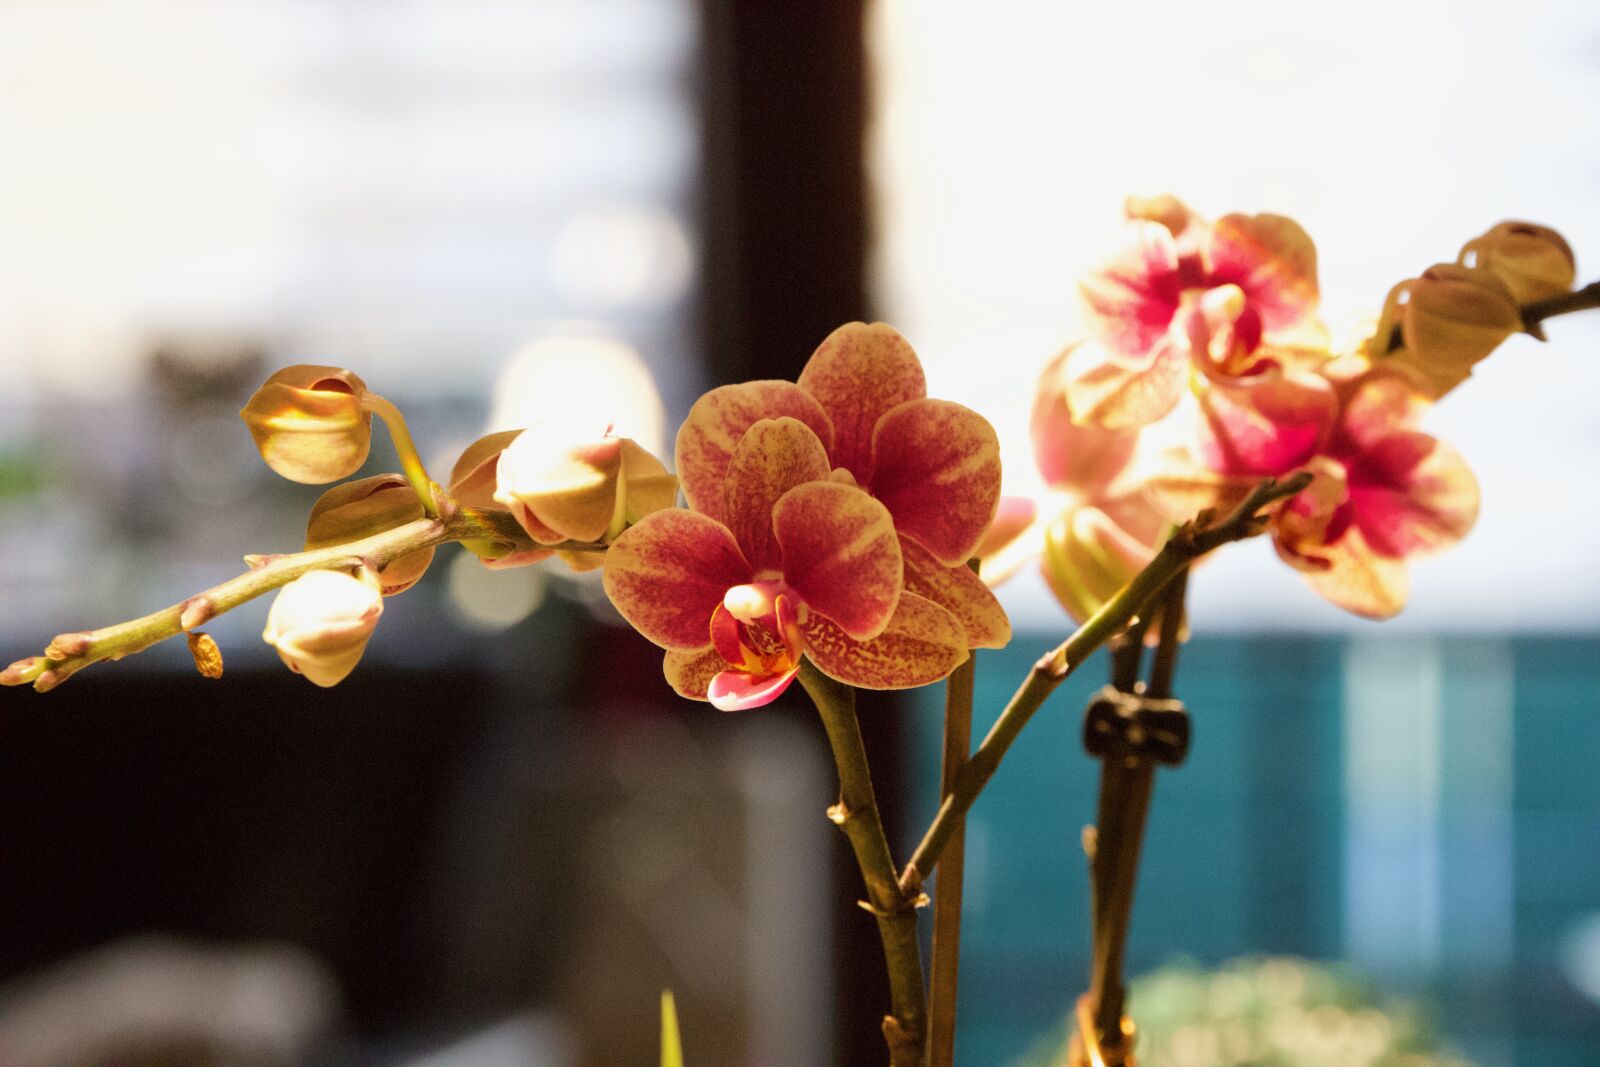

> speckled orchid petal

[
  {"left": 1207, "top": 213, "right": 1320, "bottom": 341},
  {"left": 901, "top": 537, "right": 1010, "bottom": 650},
  {"left": 675, "top": 381, "right": 834, "bottom": 524},
  {"left": 1079, "top": 220, "right": 1183, "bottom": 360},
  {"left": 1195, "top": 371, "right": 1336, "bottom": 477},
  {"left": 663, "top": 647, "right": 725, "bottom": 701},
  {"left": 603, "top": 511, "right": 754, "bottom": 651},
  {"left": 721, "top": 417, "right": 833, "bottom": 571},
  {"left": 304, "top": 474, "right": 435, "bottom": 595},
  {"left": 494, "top": 426, "right": 624, "bottom": 544},
  {"left": 240, "top": 365, "right": 373, "bottom": 484},
  {"left": 796, "top": 322, "right": 926, "bottom": 482},
  {"left": 771, "top": 481, "right": 902, "bottom": 641},
  {"left": 801, "top": 592, "right": 967, "bottom": 690},
  {"left": 1030, "top": 344, "right": 1139, "bottom": 491},
  {"left": 708, "top": 665, "right": 802, "bottom": 711},
  {"left": 1062, "top": 333, "right": 1188, "bottom": 430},
  {"left": 867, "top": 398, "right": 1002, "bottom": 566},
  {"left": 1347, "top": 432, "right": 1479, "bottom": 559}
]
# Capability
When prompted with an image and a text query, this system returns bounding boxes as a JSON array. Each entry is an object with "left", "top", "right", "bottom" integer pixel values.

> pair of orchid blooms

[{"left": 38, "top": 197, "right": 1570, "bottom": 706}]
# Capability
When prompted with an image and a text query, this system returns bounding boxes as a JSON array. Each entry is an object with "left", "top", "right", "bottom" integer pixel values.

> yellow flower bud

[
  {"left": 305, "top": 475, "right": 435, "bottom": 595},
  {"left": 262, "top": 569, "right": 383, "bottom": 688},
  {"left": 240, "top": 365, "right": 372, "bottom": 483},
  {"left": 492, "top": 423, "right": 677, "bottom": 545},
  {"left": 1459, "top": 221, "right": 1575, "bottom": 305},
  {"left": 1396, "top": 263, "right": 1522, "bottom": 397}
]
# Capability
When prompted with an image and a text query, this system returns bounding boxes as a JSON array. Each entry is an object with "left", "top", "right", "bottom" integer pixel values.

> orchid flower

[
  {"left": 1064, "top": 198, "right": 1327, "bottom": 430},
  {"left": 603, "top": 417, "right": 968, "bottom": 710},
  {"left": 1147, "top": 358, "right": 1478, "bottom": 618},
  {"left": 673, "top": 322, "right": 1010, "bottom": 650}
]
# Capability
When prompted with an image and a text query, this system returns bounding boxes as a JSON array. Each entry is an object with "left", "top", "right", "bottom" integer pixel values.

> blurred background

[{"left": 0, "top": 1, "right": 1597, "bottom": 1065}]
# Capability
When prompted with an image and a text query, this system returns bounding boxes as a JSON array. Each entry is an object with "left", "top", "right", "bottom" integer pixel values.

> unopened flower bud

[
  {"left": 305, "top": 475, "right": 435, "bottom": 595},
  {"left": 1397, "top": 263, "right": 1522, "bottom": 396},
  {"left": 492, "top": 423, "right": 677, "bottom": 545},
  {"left": 1459, "top": 221, "right": 1575, "bottom": 304},
  {"left": 240, "top": 365, "right": 372, "bottom": 483},
  {"left": 1042, "top": 506, "right": 1157, "bottom": 624},
  {"left": 262, "top": 569, "right": 383, "bottom": 687}
]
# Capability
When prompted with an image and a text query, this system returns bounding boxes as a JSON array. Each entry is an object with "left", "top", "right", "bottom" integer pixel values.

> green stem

[
  {"left": 797, "top": 662, "right": 928, "bottom": 1067},
  {"left": 897, "top": 474, "right": 1307, "bottom": 896},
  {"left": 2, "top": 503, "right": 600, "bottom": 692},
  {"left": 362, "top": 393, "right": 439, "bottom": 518},
  {"left": 927, "top": 646, "right": 976, "bottom": 1067}
]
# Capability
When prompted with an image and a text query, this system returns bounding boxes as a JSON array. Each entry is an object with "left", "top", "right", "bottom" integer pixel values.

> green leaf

[{"left": 660, "top": 989, "right": 683, "bottom": 1067}]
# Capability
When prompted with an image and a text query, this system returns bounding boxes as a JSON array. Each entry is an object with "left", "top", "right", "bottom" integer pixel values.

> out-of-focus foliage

[{"left": 1018, "top": 956, "right": 1474, "bottom": 1067}]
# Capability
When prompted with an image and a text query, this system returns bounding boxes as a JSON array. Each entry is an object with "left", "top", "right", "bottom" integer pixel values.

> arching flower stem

[
  {"left": 361, "top": 392, "right": 439, "bottom": 518},
  {"left": 898, "top": 473, "right": 1310, "bottom": 897}
]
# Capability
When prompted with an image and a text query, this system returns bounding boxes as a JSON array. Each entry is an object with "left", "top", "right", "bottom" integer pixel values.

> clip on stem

[{"left": 1074, "top": 569, "right": 1192, "bottom": 1065}]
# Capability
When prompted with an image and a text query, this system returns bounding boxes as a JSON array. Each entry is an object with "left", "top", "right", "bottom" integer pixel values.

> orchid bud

[
  {"left": 1042, "top": 506, "right": 1158, "bottom": 624},
  {"left": 1396, "top": 263, "right": 1522, "bottom": 397},
  {"left": 493, "top": 423, "right": 677, "bottom": 545},
  {"left": 305, "top": 475, "right": 435, "bottom": 595},
  {"left": 1459, "top": 221, "right": 1575, "bottom": 305},
  {"left": 240, "top": 365, "right": 372, "bottom": 483},
  {"left": 262, "top": 569, "right": 383, "bottom": 688}
]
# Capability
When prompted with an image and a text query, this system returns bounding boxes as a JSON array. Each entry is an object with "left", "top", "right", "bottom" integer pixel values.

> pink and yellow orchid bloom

[
  {"left": 1146, "top": 358, "right": 1479, "bottom": 619},
  {"left": 673, "top": 322, "right": 1010, "bottom": 650},
  {"left": 604, "top": 417, "right": 969, "bottom": 711},
  {"left": 1065, "top": 198, "right": 1328, "bottom": 430}
]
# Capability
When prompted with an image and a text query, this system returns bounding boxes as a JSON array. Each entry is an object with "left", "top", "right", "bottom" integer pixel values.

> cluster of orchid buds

[{"left": 3, "top": 198, "right": 1593, "bottom": 1067}]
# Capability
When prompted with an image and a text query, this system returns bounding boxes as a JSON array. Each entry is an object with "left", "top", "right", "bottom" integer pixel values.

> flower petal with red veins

[
  {"left": 772, "top": 482, "right": 902, "bottom": 641},
  {"left": 1196, "top": 371, "right": 1336, "bottom": 477},
  {"left": 1348, "top": 432, "right": 1479, "bottom": 559},
  {"left": 664, "top": 647, "right": 727, "bottom": 701},
  {"left": 603, "top": 511, "right": 754, "bottom": 651},
  {"left": 801, "top": 592, "right": 968, "bottom": 690},
  {"left": 869, "top": 398, "right": 1002, "bottom": 566},
  {"left": 1079, "top": 220, "right": 1183, "bottom": 360},
  {"left": 721, "top": 418, "right": 833, "bottom": 571},
  {"left": 902, "top": 538, "right": 1010, "bottom": 650},
  {"left": 675, "top": 381, "right": 834, "bottom": 524},
  {"left": 1207, "top": 213, "right": 1320, "bottom": 339},
  {"left": 1031, "top": 344, "right": 1138, "bottom": 491},
  {"left": 708, "top": 665, "right": 802, "bottom": 711},
  {"left": 1062, "top": 333, "right": 1188, "bottom": 430},
  {"left": 796, "top": 322, "right": 926, "bottom": 482}
]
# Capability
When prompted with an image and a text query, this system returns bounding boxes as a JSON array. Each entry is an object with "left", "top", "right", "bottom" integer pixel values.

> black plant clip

[{"left": 1082, "top": 685, "right": 1190, "bottom": 768}]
